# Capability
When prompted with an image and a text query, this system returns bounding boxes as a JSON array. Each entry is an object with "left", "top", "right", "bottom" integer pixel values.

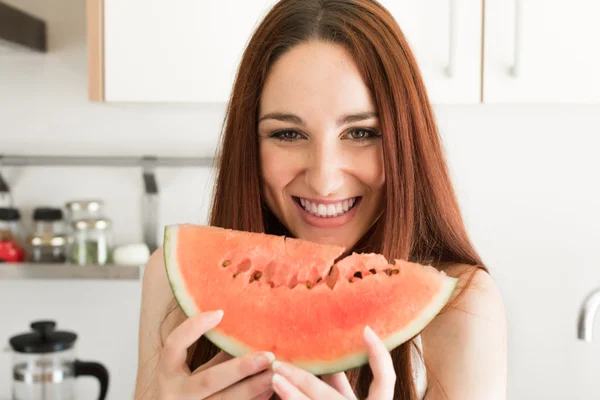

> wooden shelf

[{"left": 0, "top": 263, "right": 142, "bottom": 280}]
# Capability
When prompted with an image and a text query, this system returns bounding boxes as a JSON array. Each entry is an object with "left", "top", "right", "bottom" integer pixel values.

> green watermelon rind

[{"left": 164, "top": 224, "right": 458, "bottom": 375}]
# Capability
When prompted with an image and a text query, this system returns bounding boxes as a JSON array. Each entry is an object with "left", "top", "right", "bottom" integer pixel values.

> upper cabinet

[
  {"left": 88, "top": 0, "right": 277, "bottom": 102},
  {"left": 380, "top": 0, "right": 483, "bottom": 104},
  {"left": 483, "top": 0, "right": 600, "bottom": 103},
  {"left": 87, "top": 0, "right": 600, "bottom": 104}
]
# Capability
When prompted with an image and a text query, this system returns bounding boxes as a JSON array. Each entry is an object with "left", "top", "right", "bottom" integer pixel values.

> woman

[{"left": 134, "top": 0, "right": 507, "bottom": 399}]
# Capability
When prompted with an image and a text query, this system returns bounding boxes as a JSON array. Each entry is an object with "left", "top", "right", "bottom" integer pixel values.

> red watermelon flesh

[{"left": 164, "top": 224, "right": 458, "bottom": 375}]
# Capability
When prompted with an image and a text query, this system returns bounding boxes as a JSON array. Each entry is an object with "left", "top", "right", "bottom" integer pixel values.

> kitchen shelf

[{"left": 0, "top": 263, "right": 142, "bottom": 280}]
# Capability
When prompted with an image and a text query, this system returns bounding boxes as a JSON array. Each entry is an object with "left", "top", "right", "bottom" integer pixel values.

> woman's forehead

[{"left": 259, "top": 40, "right": 376, "bottom": 121}]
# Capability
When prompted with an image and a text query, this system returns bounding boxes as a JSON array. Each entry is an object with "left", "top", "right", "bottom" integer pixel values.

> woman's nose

[{"left": 304, "top": 145, "right": 344, "bottom": 197}]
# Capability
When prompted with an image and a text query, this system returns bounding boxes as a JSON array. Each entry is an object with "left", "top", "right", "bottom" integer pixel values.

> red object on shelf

[{"left": 0, "top": 240, "right": 25, "bottom": 262}]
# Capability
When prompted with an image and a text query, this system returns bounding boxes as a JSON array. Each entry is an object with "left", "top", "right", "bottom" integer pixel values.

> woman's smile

[{"left": 292, "top": 196, "right": 362, "bottom": 229}]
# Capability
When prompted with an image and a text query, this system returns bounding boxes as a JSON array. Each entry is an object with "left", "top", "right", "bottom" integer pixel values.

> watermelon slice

[{"left": 164, "top": 224, "right": 458, "bottom": 375}]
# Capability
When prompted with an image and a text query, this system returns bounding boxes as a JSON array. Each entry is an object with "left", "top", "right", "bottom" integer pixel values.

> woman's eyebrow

[{"left": 258, "top": 111, "right": 378, "bottom": 126}]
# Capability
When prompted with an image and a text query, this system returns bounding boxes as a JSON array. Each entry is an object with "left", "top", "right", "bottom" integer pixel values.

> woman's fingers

[
  {"left": 272, "top": 373, "right": 312, "bottom": 400},
  {"left": 186, "top": 350, "right": 275, "bottom": 398},
  {"left": 205, "top": 369, "right": 274, "bottom": 400},
  {"left": 193, "top": 351, "right": 234, "bottom": 374},
  {"left": 364, "top": 326, "right": 396, "bottom": 400},
  {"left": 159, "top": 310, "right": 224, "bottom": 376},
  {"left": 321, "top": 372, "right": 357, "bottom": 399},
  {"left": 272, "top": 361, "right": 344, "bottom": 399}
]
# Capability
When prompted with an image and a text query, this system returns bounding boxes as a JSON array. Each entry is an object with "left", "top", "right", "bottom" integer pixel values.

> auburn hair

[{"left": 177, "top": 0, "right": 486, "bottom": 398}]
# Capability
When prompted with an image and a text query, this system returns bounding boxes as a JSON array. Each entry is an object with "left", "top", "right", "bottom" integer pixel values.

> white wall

[{"left": 2, "top": 0, "right": 600, "bottom": 399}]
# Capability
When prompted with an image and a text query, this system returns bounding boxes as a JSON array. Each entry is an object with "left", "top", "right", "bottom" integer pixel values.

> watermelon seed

[
  {"left": 222, "top": 260, "right": 231, "bottom": 268},
  {"left": 384, "top": 269, "right": 392, "bottom": 276},
  {"left": 369, "top": 268, "right": 377, "bottom": 275},
  {"left": 250, "top": 271, "right": 262, "bottom": 283},
  {"left": 306, "top": 281, "right": 313, "bottom": 289},
  {"left": 328, "top": 266, "right": 334, "bottom": 276},
  {"left": 391, "top": 269, "right": 399, "bottom": 275},
  {"left": 353, "top": 271, "right": 363, "bottom": 279},
  {"left": 316, "top": 277, "right": 323, "bottom": 284},
  {"left": 233, "top": 273, "right": 239, "bottom": 279}
]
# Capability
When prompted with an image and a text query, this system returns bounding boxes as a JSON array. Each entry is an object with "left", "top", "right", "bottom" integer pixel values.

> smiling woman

[
  {"left": 134, "top": 1, "right": 507, "bottom": 399},
  {"left": 258, "top": 41, "right": 385, "bottom": 248}
]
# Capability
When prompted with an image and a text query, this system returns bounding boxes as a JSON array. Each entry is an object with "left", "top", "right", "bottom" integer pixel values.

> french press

[{"left": 9, "top": 320, "right": 109, "bottom": 400}]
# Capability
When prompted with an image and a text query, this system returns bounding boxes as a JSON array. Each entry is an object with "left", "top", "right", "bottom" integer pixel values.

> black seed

[
  {"left": 316, "top": 277, "right": 323, "bottom": 284},
  {"left": 353, "top": 271, "right": 363, "bottom": 279},
  {"left": 306, "top": 281, "right": 312, "bottom": 289},
  {"left": 222, "top": 260, "right": 231, "bottom": 268},
  {"left": 369, "top": 269, "right": 377, "bottom": 275},
  {"left": 348, "top": 278, "right": 354, "bottom": 283},
  {"left": 249, "top": 271, "right": 262, "bottom": 283},
  {"left": 328, "top": 266, "right": 334, "bottom": 275}
]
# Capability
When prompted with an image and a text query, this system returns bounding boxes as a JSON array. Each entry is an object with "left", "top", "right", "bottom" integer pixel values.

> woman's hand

[
  {"left": 271, "top": 326, "right": 396, "bottom": 400},
  {"left": 157, "top": 310, "right": 275, "bottom": 400}
]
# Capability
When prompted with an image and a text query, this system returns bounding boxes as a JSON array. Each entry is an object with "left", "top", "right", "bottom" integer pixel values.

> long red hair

[{"left": 182, "top": 0, "right": 486, "bottom": 398}]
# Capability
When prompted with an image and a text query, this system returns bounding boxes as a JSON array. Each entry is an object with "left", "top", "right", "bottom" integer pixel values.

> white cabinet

[
  {"left": 91, "top": 0, "right": 277, "bottom": 102},
  {"left": 483, "top": 0, "right": 600, "bottom": 103},
  {"left": 88, "top": 0, "right": 600, "bottom": 104},
  {"left": 380, "top": 0, "right": 483, "bottom": 104}
]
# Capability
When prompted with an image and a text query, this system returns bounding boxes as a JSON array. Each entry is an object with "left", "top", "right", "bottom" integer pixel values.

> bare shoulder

[
  {"left": 421, "top": 264, "right": 507, "bottom": 400},
  {"left": 134, "top": 247, "right": 186, "bottom": 399}
]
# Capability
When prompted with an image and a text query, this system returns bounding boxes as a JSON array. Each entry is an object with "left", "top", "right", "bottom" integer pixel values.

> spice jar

[
  {"left": 32, "top": 207, "right": 65, "bottom": 235},
  {"left": 64, "top": 200, "right": 104, "bottom": 221},
  {"left": 69, "top": 218, "right": 112, "bottom": 266},
  {"left": 0, "top": 207, "right": 25, "bottom": 262},
  {"left": 26, "top": 233, "right": 67, "bottom": 263}
]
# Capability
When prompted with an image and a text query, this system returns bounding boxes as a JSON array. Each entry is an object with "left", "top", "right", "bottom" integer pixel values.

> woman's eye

[
  {"left": 345, "top": 128, "right": 381, "bottom": 141},
  {"left": 270, "top": 130, "right": 301, "bottom": 142}
]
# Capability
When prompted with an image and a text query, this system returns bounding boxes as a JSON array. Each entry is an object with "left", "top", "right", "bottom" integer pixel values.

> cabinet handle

[
  {"left": 510, "top": 0, "right": 523, "bottom": 77},
  {"left": 445, "top": 0, "right": 457, "bottom": 77}
]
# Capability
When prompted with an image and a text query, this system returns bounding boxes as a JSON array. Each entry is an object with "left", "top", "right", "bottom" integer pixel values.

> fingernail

[
  {"left": 206, "top": 310, "right": 224, "bottom": 322},
  {"left": 254, "top": 351, "right": 275, "bottom": 366},
  {"left": 364, "top": 325, "right": 377, "bottom": 341},
  {"left": 272, "top": 360, "right": 292, "bottom": 376},
  {"left": 272, "top": 373, "right": 284, "bottom": 385}
]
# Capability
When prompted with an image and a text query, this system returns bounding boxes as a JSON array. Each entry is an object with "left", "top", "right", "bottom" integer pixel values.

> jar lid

[
  {"left": 33, "top": 207, "right": 64, "bottom": 221},
  {"left": 27, "top": 233, "right": 67, "bottom": 247},
  {"left": 71, "top": 218, "right": 111, "bottom": 230},
  {"left": 9, "top": 321, "right": 77, "bottom": 354},
  {"left": 0, "top": 207, "right": 20, "bottom": 221},
  {"left": 65, "top": 200, "right": 104, "bottom": 212}
]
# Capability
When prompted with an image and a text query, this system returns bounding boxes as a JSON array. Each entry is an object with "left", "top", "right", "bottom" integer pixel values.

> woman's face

[{"left": 258, "top": 40, "right": 385, "bottom": 249}]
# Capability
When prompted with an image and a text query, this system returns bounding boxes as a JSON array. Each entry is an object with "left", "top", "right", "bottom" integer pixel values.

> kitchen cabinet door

[
  {"left": 483, "top": 0, "right": 600, "bottom": 103},
  {"left": 101, "top": 0, "right": 277, "bottom": 102},
  {"left": 379, "top": 0, "right": 483, "bottom": 104}
]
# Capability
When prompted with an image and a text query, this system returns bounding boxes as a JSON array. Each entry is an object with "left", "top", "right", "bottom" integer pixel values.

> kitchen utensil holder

[{"left": 0, "top": 154, "right": 213, "bottom": 253}]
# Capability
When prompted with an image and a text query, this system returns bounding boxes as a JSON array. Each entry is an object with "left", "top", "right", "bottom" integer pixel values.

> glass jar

[
  {"left": 64, "top": 200, "right": 104, "bottom": 222},
  {"left": 26, "top": 233, "right": 67, "bottom": 263},
  {"left": 32, "top": 207, "right": 65, "bottom": 235},
  {"left": 0, "top": 207, "right": 25, "bottom": 262},
  {"left": 69, "top": 218, "right": 112, "bottom": 266}
]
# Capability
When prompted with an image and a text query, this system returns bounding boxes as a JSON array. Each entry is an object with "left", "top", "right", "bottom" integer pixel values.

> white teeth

[
  {"left": 317, "top": 204, "right": 327, "bottom": 216},
  {"left": 326, "top": 204, "right": 336, "bottom": 216},
  {"left": 298, "top": 197, "right": 357, "bottom": 218}
]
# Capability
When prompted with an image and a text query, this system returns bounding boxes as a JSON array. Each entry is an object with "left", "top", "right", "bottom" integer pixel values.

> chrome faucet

[{"left": 577, "top": 288, "right": 600, "bottom": 341}]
